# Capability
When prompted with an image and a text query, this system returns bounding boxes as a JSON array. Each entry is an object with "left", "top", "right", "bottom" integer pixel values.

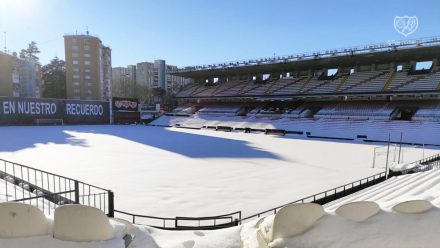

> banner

[
  {"left": 64, "top": 100, "right": 110, "bottom": 124},
  {"left": 112, "top": 97, "right": 139, "bottom": 112},
  {"left": 0, "top": 97, "right": 110, "bottom": 125}
]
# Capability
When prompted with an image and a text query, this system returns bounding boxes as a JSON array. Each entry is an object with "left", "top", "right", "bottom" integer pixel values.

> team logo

[
  {"left": 115, "top": 100, "right": 138, "bottom": 109},
  {"left": 394, "top": 16, "right": 418, "bottom": 37}
]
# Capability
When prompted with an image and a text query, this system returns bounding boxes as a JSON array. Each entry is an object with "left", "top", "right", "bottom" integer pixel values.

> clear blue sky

[{"left": 1, "top": 0, "right": 439, "bottom": 67}]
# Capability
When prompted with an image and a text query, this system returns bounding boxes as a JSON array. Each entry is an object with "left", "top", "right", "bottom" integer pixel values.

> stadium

[{"left": 1, "top": 34, "right": 440, "bottom": 247}]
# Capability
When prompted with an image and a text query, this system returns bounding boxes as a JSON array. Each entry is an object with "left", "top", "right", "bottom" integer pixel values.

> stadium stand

[
  {"left": 412, "top": 103, "right": 440, "bottom": 121},
  {"left": 150, "top": 37, "right": 440, "bottom": 146},
  {"left": 197, "top": 105, "right": 244, "bottom": 116},
  {"left": 314, "top": 102, "right": 395, "bottom": 120}
]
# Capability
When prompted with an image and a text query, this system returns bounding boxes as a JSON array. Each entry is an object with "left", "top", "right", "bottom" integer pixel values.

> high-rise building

[
  {"left": 111, "top": 65, "right": 136, "bottom": 97},
  {"left": 136, "top": 59, "right": 185, "bottom": 93},
  {"left": 0, "top": 52, "right": 41, "bottom": 98},
  {"left": 101, "top": 46, "right": 112, "bottom": 100},
  {"left": 64, "top": 34, "right": 111, "bottom": 100}
]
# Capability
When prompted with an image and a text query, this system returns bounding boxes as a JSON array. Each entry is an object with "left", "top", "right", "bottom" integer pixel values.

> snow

[
  {"left": 0, "top": 124, "right": 439, "bottom": 247},
  {"left": 243, "top": 209, "right": 440, "bottom": 248},
  {"left": 151, "top": 115, "right": 440, "bottom": 145},
  {"left": 241, "top": 169, "right": 440, "bottom": 248},
  {"left": 0, "top": 125, "right": 436, "bottom": 220},
  {"left": 145, "top": 226, "right": 241, "bottom": 248},
  {"left": 325, "top": 169, "right": 440, "bottom": 211}
]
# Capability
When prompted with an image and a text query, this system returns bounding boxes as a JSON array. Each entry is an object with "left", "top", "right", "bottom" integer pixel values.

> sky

[{"left": 0, "top": 0, "right": 439, "bottom": 67}]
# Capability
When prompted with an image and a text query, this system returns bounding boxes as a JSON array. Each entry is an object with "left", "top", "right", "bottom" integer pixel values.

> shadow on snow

[{"left": 0, "top": 125, "right": 283, "bottom": 160}]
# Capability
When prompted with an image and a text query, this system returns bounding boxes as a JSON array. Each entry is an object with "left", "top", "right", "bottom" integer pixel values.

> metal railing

[
  {"left": 0, "top": 158, "right": 114, "bottom": 217},
  {"left": 175, "top": 36, "right": 440, "bottom": 73},
  {"left": 241, "top": 153, "right": 440, "bottom": 223},
  {"left": 241, "top": 171, "right": 387, "bottom": 223},
  {"left": 389, "top": 153, "right": 440, "bottom": 176},
  {"left": 2, "top": 153, "right": 439, "bottom": 230},
  {"left": 114, "top": 209, "right": 241, "bottom": 230}
]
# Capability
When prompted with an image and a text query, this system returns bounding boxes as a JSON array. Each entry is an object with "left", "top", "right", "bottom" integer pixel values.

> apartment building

[
  {"left": 0, "top": 51, "right": 41, "bottom": 98},
  {"left": 64, "top": 34, "right": 111, "bottom": 100}
]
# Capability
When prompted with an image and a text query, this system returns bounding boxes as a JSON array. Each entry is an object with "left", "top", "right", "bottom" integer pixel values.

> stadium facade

[{"left": 168, "top": 37, "right": 440, "bottom": 122}]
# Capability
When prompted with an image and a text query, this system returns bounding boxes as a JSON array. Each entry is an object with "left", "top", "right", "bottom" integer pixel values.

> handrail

[
  {"left": 241, "top": 171, "right": 387, "bottom": 222},
  {"left": 14, "top": 190, "right": 75, "bottom": 202},
  {"left": 0, "top": 158, "right": 108, "bottom": 191},
  {"left": 3, "top": 152, "right": 439, "bottom": 230},
  {"left": 114, "top": 209, "right": 242, "bottom": 230},
  {"left": 241, "top": 153, "right": 440, "bottom": 223},
  {"left": 175, "top": 36, "right": 440, "bottom": 72},
  {"left": 390, "top": 154, "right": 440, "bottom": 176},
  {"left": 0, "top": 158, "right": 113, "bottom": 216}
]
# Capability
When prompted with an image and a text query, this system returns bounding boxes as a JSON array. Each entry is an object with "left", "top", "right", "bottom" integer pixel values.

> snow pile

[
  {"left": 240, "top": 169, "right": 440, "bottom": 247},
  {"left": 241, "top": 209, "right": 440, "bottom": 248},
  {"left": 145, "top": 226, "right": 241, "bottom": 248}
]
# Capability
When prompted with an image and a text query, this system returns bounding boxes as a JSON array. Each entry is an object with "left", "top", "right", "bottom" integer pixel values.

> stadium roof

[{"left": 172, "top": 37, "right": 440, "bottom": 78}]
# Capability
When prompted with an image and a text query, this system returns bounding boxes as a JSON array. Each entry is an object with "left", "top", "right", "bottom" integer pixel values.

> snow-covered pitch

[{"left": 0, "top": 125, "right": 436, "bottom": 219}]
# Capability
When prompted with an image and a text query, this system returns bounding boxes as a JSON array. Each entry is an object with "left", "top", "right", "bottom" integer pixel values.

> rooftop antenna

[
  {"left": 86, "top": 26, "right": 89, "bottom": 35},
  {"left": 3, "top": 32, "right": 6, "bottom": 53}
]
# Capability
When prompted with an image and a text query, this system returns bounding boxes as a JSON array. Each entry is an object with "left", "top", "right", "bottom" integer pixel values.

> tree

[
  {"left": 20, "top": 41, "right": 40, "bottom": 62},
  {"left": 134, "top": 84, "right": 152, "bottom": 102},
  {"left": 42, "top": 57, "right": 66, "bottom": 99},
  {"left": 111, "top": 79, "right": 135, "bottom": 98}
]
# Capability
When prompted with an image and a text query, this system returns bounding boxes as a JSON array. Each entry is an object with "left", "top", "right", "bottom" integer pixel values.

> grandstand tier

[{"left": 172, "top": 38, "right": 440, "bottom": 102}]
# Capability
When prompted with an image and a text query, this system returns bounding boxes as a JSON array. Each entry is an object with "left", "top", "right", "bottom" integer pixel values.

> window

[
  {"left": 84, "top": 45, "right": 90, "bottom": 50},
  {"left": 84, "top": 61, "right": 91, "bottom": 65},
  {"left": 73, "top": 68, "right": 79, "bottom": 72},
  {"left": 415, "top": 61, "right": 433, "bottom": 70},
  {"left": 73, "top": 75, "right": 79, "bottom": 79},
  {"left": 84, "top": 53, "right": 91, "bottom": 58},
  {"left": 74, "top": 89, "right": 80, "bottom": 93},
  {"left": 85, "top": 75, "right": 91, "bottom": 79},
  {"left": 87, "top": 90, "right": 92, "bottom": 94},
  {"left": 72, "top": 38, "right": 77, "bottom": 42},
  {"left": 396, "top": 65, "right": 403, "bottom": 72},
  {"left": 262, "top": 74, "right": 270, "bottom": 80},
  {"left": 74, "top": 82, "right": 80, "bottom": 86},
  {"left": 73, "top": 60, "right": 79, "bottom": 65},
  {"left": 327, "top": 68, "right": 338, "bottom": 76},
  {"left": 72, "top": 53, "right": 79, "bottom": 57},
  {"left": 72, "top": 45, "right": 79, "bottom": 50},
  {"left": 349, "top": 68, "right": 355, "bottom": 75}
]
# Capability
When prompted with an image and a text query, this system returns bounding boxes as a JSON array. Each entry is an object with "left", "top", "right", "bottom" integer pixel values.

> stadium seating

[
  {"left": 0, "top": 202, "right": 49, "bottom": 238},
  {"left": 53, "top": 204, "right": 114, "bottom": 242},
  {"left": 413, "top": 103, "right": 440, "bottom": 121},
  {"left": 314, "top": 102, "right": 395, "bottom": 120},
  {"left": 335, "top": 201, "right": 380, "bottom": 222},
  {"left": 197, "top": 105, "right": 244, "bottom": 116},
  {"left": 257, "top": 203, "right": 324, "bottom": 247},
  {"left": 166, "top": 104, "right": 197, "bottom": 116},
  {"left": 176, "top": 64, "right": 440, "bottom": 100},
  {"left": 392, "top": 200, "right": 432, "bottom": 214}
]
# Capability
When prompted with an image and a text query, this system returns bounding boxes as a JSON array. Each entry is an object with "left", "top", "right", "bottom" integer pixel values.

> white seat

[
  {"left": 54, "top": 204, "right": 114, "bottom": 242},
  {"left": 392, "top": 200, "right": 432, "bottom": 214},
  {"left": 259, "top": 203, "right": 324, "bottom": 245},
  {"left": 0, "top": 202, "right": 49, "bottom": 238},
  {"left": 335, "top": 201, "right": 380, "bottom": 222}
]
